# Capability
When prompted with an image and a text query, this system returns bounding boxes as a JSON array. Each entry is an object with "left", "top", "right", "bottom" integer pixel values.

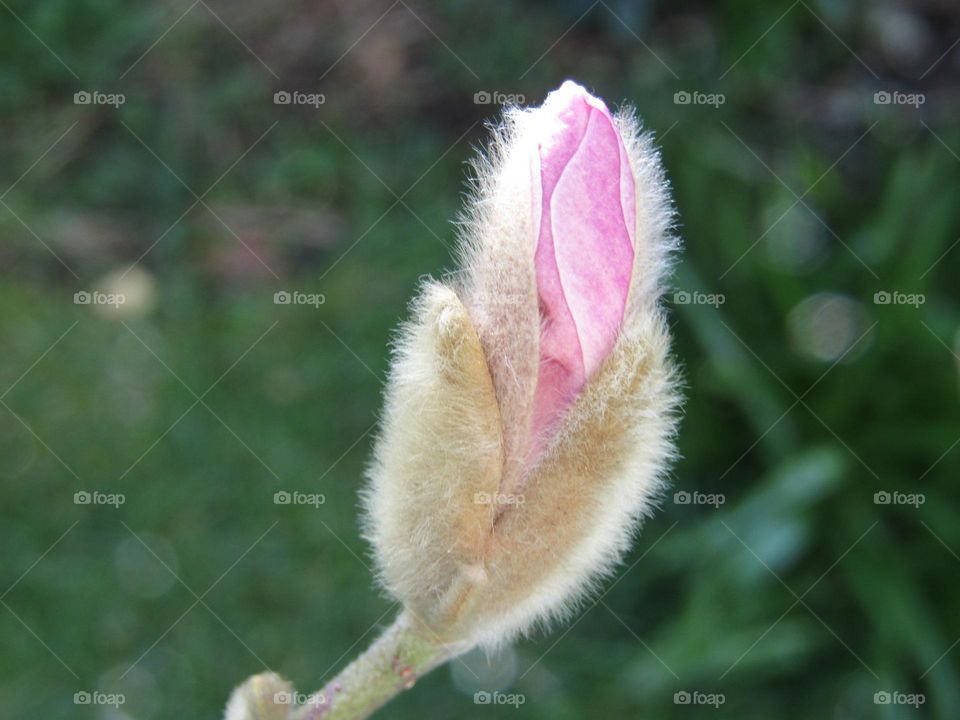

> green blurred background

[{"left": 1, "top": 0, "right": 958, "bottom": 717}]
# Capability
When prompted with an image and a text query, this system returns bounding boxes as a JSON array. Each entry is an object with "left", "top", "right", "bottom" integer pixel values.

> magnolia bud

[
  {"left": 224, "top": 673, "right": 293, "bottom": 720},
  {"left": 363, "top": 80, "right": 679, "bottom": 649}
]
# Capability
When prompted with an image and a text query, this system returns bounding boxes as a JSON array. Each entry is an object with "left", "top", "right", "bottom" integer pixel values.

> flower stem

[{"left": 291, "top": 610, "right": 460, "bottom": 720}]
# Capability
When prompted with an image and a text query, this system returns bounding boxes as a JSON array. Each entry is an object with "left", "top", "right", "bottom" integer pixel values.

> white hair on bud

[
  {"left": 615, "top": 107, "right": 682, "bottom": 326},
  {"left": 455, "top": 106, "right": 542, "bottom": 499},
  {"left": 361, "top": 282, "right": 504, "bottom": 633}
]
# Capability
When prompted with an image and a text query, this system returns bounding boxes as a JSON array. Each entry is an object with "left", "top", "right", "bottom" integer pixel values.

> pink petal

[{"left": 530, "top": 81, "right": 636, "bottom": 450}]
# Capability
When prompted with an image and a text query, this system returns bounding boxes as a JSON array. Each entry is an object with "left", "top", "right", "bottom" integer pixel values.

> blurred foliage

[{"left": 1, "top": 0, "right": 959, "bottom": 718}]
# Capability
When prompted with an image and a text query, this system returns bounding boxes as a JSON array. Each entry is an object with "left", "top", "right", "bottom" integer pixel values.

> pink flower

[
  {"left": 365, "top": 79, "right": 678, "bottom": 650},
  {"left": 529, "top": 81, "right": 637, "bottom": 452}
]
